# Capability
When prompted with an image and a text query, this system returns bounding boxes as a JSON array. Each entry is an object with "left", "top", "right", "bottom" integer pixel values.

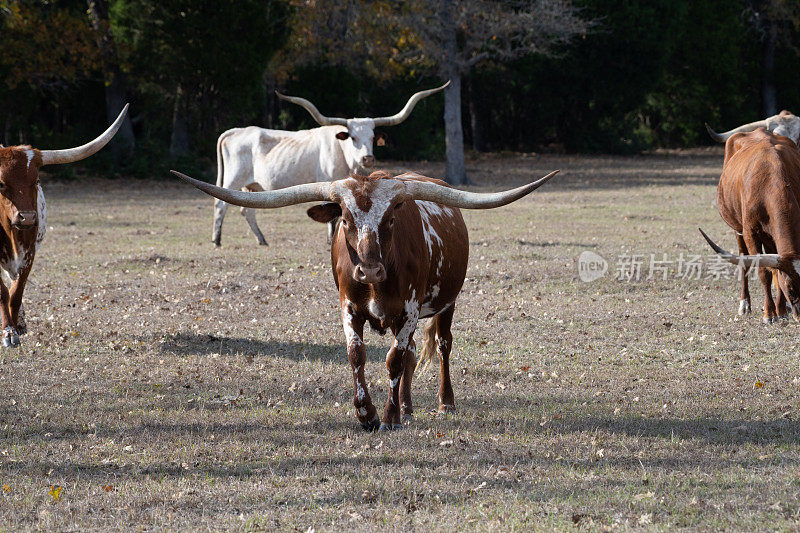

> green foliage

[
  {"left": 278, "top": 66, "right": 445, "bottom": 160},
  {"left": 2, "top": 0, "right": 800, "bottom": 169},
  {"left": 111, "top": 0, "right": 289, "bottom": 155}
]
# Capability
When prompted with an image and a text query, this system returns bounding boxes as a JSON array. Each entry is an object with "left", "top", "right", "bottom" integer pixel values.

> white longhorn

[{"left": 211, "top": 83, "right": 449, "bottom": 247}]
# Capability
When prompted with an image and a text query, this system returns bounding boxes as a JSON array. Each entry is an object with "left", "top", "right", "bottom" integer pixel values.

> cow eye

[{"left": 0, "top": 182, "right": 6, "bottom": 192}]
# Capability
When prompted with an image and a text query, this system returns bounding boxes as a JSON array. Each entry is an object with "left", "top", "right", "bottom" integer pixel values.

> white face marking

[
  {"left": 358, "top": 407, "right": 368, "bottom": 416},
  {"left": 768, "top": 114, "right": 800, "bottom": 145},
  {"left": 342, "top": 118, "right": 376, "bottom": 172},
  {"left": 338, "top": 178, "right": 402, "bottom": 252},
  {"left": 24, "top": 149, "right": 34, "bottom": 169}
]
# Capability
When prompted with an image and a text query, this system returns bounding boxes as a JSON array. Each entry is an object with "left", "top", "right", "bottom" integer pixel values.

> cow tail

[
  {"left": 415, "top": 318, "right": 439, "bottom": 374},
  {"left": 215, "top": 131, "right": 226, "bottom": 188}
]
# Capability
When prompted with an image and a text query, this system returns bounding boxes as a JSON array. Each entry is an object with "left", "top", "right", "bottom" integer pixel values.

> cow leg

[
  {"left": 7, "top": 266, "right": 30, "bottom": 344},
  {"left": 341, "top": 302, "right": 379, "bottom": 431},
  {"left": 759, "top": 267, "right": 778, "bottom": 323},
  {"left": 736, "top": 233, "right": 751, "bottom": 315},
  {"left": 383, "top": 309, "right": 420, "bottom": 431},
  {"left": 240, "top": 207, "right": 268, "bottom": 246},
  {"left": 762, "top": 239, "right": 789, "bottom": 318},
  {"left": 743, "top": 231, "right": 777, "bottom": 323},
  {"left": 212, "top": 199, "right": 228, "bottom": 247},
  {"left": 398, "top": 338, "right": 417, "bottom": 422},
  {"left": 434, "top": 305, "right": 456, "bottom": 413},
  {"left": 0, "top": 277, "right": 18, "bottom": 348},
  {"left": 16, "top": 305, "right": 26, "bottom": 335}
]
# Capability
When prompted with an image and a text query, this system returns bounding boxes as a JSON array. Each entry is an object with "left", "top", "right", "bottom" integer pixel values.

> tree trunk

[
  {"left": 170, "top": 84, "right": 190, "bottom": 157},
  {"left": 762, "top": 17, "right": 777, "bottom": 117},
  {"left": 87, "top": 0, "right": 135, "bottom": 158},
  {"left": 441, "top": 0, "right": 467, "bottom": 185},
  {"left": 468, "top": 78, "right": 487, "bottom": 152},
  {"left": 263, "top": 73, "right": 277, "bottom": 128}
]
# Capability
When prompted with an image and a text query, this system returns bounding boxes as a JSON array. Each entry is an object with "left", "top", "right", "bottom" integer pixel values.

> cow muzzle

[
  {"left": 11, "top": 211, "right": 37, "bottom": 228},
  {"left": 361, "top": 155, "right": 375, "bottom": 168},
  {"left": 353, "top": 262, "right": 386, "bottom": 284}
]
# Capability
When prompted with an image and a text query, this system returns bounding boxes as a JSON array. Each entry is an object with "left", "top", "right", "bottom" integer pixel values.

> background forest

[{"left": 1, "top": 0, "right": 799, "bottom": 180}]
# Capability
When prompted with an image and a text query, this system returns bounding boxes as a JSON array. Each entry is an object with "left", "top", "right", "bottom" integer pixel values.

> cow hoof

[
  {"left": 2, "top": 327, "right": 20, "bottom": 348},
  {"left": 379, "top": 423, "right": 403, "bottom": 431},
  {"left": 258, "top": 241, "right": 269, "bottom": 247},
  {"left": 738, "top": 300, "right": 751, "bottom": 315},
  {"left": 16, "top": 323, "right": 27, "bottom": 335},
  {"left": 360, "top": 417, "right": 381, "bottom": 432},
  {"left": 438, "top": 404, "right": 456, "bottom": 414},
  {"left": 763, "top": 316, "right": 776, "bottom": 325},
  {"left": 778, "top": 313, "right": 792, "bottom": 321}
]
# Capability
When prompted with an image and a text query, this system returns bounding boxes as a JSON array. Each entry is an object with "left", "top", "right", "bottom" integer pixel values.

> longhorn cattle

[
  {"left": 706, "top": 110, "right": 800, "bottom": 146},
  {"left": 0, "top": 105, "right": 128, "bottom": 346},
  {"left": 700, "top": 127, "right": 800, "bottom": 323},
  {"left": 212, "top": 82, "right": 449, "bottom": 247},
  {"left": 172, "top": 168, "right": 558, "bottom": 430}
]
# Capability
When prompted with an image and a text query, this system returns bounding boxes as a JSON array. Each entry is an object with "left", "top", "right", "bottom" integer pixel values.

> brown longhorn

[{"left": 173, "top": 168, "right": 559, "bottom": 429}]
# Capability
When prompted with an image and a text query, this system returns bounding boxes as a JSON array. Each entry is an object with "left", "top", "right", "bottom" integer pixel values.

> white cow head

[
  {"left": 707, "top": 110, "right": 800, "bottom": 146},
  {"left": 276, "top": 82, "right": 449, "bottom": 173}
]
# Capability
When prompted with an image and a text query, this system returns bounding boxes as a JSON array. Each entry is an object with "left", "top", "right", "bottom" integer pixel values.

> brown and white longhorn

[
  {"left": 171, "top": 168, "right": 558, "bottom": 430},
  {"left": 0, "top": 105, "right": 128, "bottom": 346}
]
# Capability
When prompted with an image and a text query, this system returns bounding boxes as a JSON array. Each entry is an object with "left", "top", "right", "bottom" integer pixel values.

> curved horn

[
  {"left": 705, "top": 119, "right": 769, "bottom": 143},
  {"left": 275, "top": 91, "right": 347, "bottom": 127},
  {"left": 171, "top": 170, "right": 332, "bottom": 208},
  {"left": 402, "top": 170, "right": 558, "bottom": 209},
  {"left": 40, "top": 104, "right": 129, "bottom": 165},
  {"left": 698, "top": 227, "right": 780, "bottom": 269},
  {"left": 372, "top": 81, "right": 450, "bottom": 127},
  {"left": 705, "top": 124, "right": 727, "bottom": 143}
]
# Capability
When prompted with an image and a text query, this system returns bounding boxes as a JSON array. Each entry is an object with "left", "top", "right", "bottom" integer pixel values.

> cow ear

[
  {"left": 307, "top": 202, "right": 342, "bottom": 223},
  {"left": 335, "top": 131, "right": 350, "bottom": 141},
  {"left": 375, "top": 132, "right": 387, "bottom": 147}
]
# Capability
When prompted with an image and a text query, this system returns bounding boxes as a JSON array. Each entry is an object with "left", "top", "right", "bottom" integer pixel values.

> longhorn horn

[
  {"left": 705, "top": 119, "right": 769, "bottom": 143},
  {"left": 40, "top": 104, "right": 129, "bottom": 165},
  {"left": 402, "top": 170, "right": 559, "bottom": 209},
  {"left": 275, "top": 91, "right": 348, "bottom": 127},
  {"left": 698, "top": 227, "right": 781, "bottom": 269},
  {"left": 171, "top": 171, "right": 333, "bottom": 208},
  {"left": 372, "top": 81, "right": 450, "bottom": 127}
]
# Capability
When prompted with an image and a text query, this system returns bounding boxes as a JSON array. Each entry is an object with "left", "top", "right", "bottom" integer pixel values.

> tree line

[{"left": 1, "top": 0, "right": 799, "bottom": 183}]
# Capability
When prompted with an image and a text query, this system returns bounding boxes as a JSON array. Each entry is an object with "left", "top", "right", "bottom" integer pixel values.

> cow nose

[
  {"left": 12, "top": 211, "right": 36, "bottom": 228},
  {"left": 354, "top": 263, "right": 386, "bottom": 284},
  {"left": 362, "top": 155, "right": 375, "bottom": 168}
]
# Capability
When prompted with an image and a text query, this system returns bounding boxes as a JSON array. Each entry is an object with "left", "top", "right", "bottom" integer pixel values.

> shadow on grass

[{"left": 157, "top": 332, "right": 387, "bottom": 362}]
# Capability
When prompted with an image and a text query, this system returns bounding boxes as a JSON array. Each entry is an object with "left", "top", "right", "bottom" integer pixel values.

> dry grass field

[{"left": 2, "top": 150, "right": 800, "bottom": 531}]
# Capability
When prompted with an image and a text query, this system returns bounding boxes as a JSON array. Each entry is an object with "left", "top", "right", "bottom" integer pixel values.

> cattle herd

[{"left": 2, "top": 88, "right": 800, "bottom": 431}]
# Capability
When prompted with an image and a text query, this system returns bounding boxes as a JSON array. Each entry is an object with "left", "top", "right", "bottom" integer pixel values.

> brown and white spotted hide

[
  {"left": 307, "top": 171, "right": 468, "bottom": 431},
  {"left": 0, "top": 146, "right": 47, "bottom": 347}
]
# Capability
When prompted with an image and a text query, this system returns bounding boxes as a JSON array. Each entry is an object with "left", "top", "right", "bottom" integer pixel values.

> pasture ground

[{"left": 2, "top": 150, "right": 800, "bottom": 531}]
